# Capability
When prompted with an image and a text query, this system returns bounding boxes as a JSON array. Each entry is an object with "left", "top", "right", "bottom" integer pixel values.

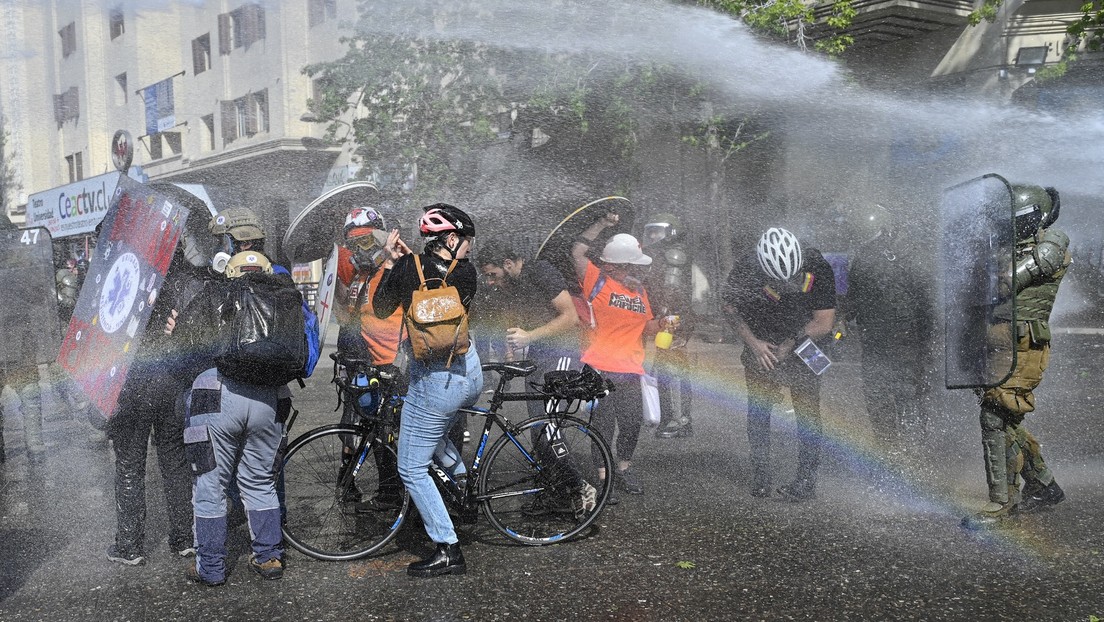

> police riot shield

[
  {"left": 535, "top": 197, "right": 635, "bottom": 295},
  {"left": 941, "top": 174, "right": 1016, "bottom": 389},
  {"left": 58, "top": 175, "right": 189, "bottom": 419},
  {"left": 0, "top": 227, "right": 61, "bottom": 366}
]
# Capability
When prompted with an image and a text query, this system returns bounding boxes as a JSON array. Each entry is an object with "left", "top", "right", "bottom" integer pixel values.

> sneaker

[
  {"left": 185, "top": 564, "right": 226, "bottom": 587},
  {"left": 249, "top": 555, "right": 284, "bottom": 581},
  {"left": 1019, "top": 480, "right": 1065, "bottom": 513},
  {"left": 571, "top": 482, "right": 599, "bottom": 518},
  {"left": 106, "top": 545, "right": 146, "bottom": 566},
  {"left": 615, "top": 468, "right": 643, "bottom": 495}
]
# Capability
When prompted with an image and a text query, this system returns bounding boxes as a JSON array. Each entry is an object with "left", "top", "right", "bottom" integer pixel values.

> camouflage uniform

[{"left": 968, "top": 185, "right": 1069, "bottom": 527}]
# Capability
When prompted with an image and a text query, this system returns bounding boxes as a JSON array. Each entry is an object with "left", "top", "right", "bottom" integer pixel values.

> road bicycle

[{"left": 281, "top": 353, "right": 615, "bottom": 561}]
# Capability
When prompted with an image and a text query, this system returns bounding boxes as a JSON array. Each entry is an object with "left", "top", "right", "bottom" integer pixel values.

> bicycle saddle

[{"left": 481, "top": 360, "right": 537, "bottom": 379}]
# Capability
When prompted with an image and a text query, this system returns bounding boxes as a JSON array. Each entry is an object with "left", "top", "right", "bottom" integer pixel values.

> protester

[
  {"left": 373, "top": 204, "right": 482, "bottom": 578},
  {"left": 181, "top": 208, "right": 297, "bottom": 585},
  {"left": 333, "top": 205, "right": 404, "bottom": 507},
  {"left": 570, "top": 212, "right": 657, "bottom": 498},
  {"left": 478, "top": 240, "right": 597, "bottom": 513},
  {"left": 105, "top": 224, "right": 210, "bottom": 566},
  {"left": 723, "top": 227, "right": 836, "bottom": 501}
]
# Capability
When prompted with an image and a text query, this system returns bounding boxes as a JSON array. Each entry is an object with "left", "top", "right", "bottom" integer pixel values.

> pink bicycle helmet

[{"left": 418, "top": 203, "right": 475, "bottom": 239}]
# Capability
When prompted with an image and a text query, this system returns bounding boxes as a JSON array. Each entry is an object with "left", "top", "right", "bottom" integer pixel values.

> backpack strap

[
  {"left": 587, "top": 273, "right": 607, "bottom": 303},
  {"left": 412, "top": 254, "right": 459, "bottom": 289}
]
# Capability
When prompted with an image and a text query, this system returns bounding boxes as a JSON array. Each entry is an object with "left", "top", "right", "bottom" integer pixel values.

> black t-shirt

[
  {"left": 373, "top": 252, "right": 479, "bottom": 318},
  {"left": 723, "top": 247, "right": 837, "bottom": 343},
  {"left": 496, "top": 259, "right": 568, "bottom": 331}
]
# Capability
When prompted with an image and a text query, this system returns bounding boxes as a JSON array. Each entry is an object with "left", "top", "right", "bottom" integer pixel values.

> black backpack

[{"left": 216, "top": 272, "right": 310, "bottom": 386}]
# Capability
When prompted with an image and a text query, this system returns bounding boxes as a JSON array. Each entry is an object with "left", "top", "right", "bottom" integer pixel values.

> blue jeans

[{"left": 398, "top": 347, "right": 483, "bottom": 545}]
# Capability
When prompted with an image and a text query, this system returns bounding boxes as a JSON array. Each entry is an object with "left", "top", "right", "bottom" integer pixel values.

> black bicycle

[{"left": 281, "top": 354, "right": 616, "bottom": 561}]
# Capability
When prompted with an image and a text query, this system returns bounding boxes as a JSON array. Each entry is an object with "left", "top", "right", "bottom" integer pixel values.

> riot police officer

[
  {"left": 964, "top": 184, "right": 1068, "bottom": 528},
  {"left": 643, "top": 213, "right": 696, "bottom": 438},
  {"left": 0, "top": 213, "right": 46, "bottom": 460},
  {"left": 845, "top": 205, "right": 934, "bottom": 455}
]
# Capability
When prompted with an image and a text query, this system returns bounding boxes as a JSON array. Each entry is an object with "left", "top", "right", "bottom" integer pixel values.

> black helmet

[{"left": 419, "top": 203, "right": 475, "bottom": 241}]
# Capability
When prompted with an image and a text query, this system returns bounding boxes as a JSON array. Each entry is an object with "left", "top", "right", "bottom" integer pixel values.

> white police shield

[
  {"left": 940, "top": 173, "right": 1016, "bottom": 389},
  {"left": 0, "top": 227, "right": 61, "bottom": 366}
]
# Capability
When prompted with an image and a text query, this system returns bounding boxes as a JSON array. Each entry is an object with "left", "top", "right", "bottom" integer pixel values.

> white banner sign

[{"left": 27, "top": 171, "right": 123, "bottom": 238}]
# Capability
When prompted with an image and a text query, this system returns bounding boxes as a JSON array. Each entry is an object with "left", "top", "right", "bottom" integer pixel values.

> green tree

[{"left": 697, "top": 0, "right": 855, "bottom": 56}]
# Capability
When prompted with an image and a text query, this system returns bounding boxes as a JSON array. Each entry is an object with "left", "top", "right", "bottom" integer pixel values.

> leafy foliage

[{"left": 696, "top": 0, "right": 855, "bottom": 56}]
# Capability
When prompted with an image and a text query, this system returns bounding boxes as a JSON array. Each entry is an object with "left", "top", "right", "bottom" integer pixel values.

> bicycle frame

[{"left": 427, "top": 368, "right": 587, "bottom": 513}]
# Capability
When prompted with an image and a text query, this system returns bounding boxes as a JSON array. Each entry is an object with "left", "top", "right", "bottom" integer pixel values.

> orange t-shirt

[
  {"left": 580, "top": 261, "right": 652, "bottom": 374},
  {"left": 337, "top": 246, "right": 403, "bottom": 365}
]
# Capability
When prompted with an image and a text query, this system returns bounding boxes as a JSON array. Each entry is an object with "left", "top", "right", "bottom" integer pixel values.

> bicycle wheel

[
  {"left": 282, "top": 423, "right": 410, "bottom": 561},
  {"left": 479, "top": 415, "right": 614, "bottom": 545}
]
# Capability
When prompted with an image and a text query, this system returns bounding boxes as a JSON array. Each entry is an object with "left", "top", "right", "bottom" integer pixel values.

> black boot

[
  {"left": 777, "top": 477, "right": 816, "bottom": 501},
  {"left": 750, "top": 467, "right": 771, "bottom": 498},
  {"left": 1019, "top": 480, "right": 1065, "bottom": 513},
  {"left": 407, "top": 542, "right": 466, "bottom": 578}
]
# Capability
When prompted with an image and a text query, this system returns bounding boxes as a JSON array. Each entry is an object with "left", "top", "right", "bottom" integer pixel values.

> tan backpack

[{"left": 404, "top": 254, "right": 470, "bottom": 366}]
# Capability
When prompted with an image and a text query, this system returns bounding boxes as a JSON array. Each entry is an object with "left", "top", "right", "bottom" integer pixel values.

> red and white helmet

[
  {"left": 756, "top": 227, "right": 803, "bottom": 281},
  {"left": 344, "top": 206, "right": 386, "bottom": 239}
]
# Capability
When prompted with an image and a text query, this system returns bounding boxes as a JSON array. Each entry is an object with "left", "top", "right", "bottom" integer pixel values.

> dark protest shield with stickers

[
  {"left": 941, "top": 174, "right": 1016, "bottom": 389},
  {"left": 0, "top": 227, "right": 61, "bottom": 367},
  {"left": 58, "top": 175, "right": 189, "bottom": 419}
]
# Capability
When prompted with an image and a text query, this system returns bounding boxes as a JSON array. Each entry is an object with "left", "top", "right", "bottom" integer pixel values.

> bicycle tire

[
  {"left": 282, "top": 423, "right": 410, "bottom": 561},
  {"left": 478, "top": 415, "right": 614, "bottom": 545}
]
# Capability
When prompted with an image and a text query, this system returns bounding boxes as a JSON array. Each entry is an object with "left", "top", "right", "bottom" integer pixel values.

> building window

[
  {"left": 201, "top": 114, "right": 215, "bottom": 152},
  {"left": 109, "top": 7, "right": 125, "bottom": 40},
  {"left": 114, "top": 73, "right": 127, "bottom": 106},
  {"left": 59, "top": 22, "right": 76, "bottom": 58},
  {"left": 65, "top": 152, "right": 83, "bottom": 182},
  {"left": 309, "top": 0, "right": 337, "bottom": 27},
  {"left": 218, "top": 3, "right": 265, "bottom": 55},
  {"left": 220, "top": 88, "right": 269, "bottom": 145},
  {"left": 53, "top": 86, "right": 80, "bottom": 125},
  {"left": 192, "top": 33, "right": 211, "bottom": 75}
]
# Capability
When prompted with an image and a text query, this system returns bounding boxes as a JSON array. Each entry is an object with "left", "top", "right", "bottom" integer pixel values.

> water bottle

[{"left": 355, "top": 373, "right": 379, "bottom": 415}]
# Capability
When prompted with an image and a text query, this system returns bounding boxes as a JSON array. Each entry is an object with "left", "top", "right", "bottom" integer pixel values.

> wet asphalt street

[{"left": 1, "top": 334, "right": 1103, "bottom": 622}]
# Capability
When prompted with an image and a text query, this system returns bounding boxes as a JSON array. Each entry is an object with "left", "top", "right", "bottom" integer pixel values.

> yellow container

[{"left": 655, "top": 330, "right": 673, "bottom": 349}]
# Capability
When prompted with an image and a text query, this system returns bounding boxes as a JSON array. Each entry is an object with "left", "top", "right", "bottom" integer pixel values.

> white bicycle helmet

[{"left": 756, "top": 227, "right": 803, "bottom": 281}]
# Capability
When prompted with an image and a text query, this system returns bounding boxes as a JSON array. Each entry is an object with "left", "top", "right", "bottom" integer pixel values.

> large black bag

[{"left": 216, "top": 272, "right": 309, "bottom": 386}]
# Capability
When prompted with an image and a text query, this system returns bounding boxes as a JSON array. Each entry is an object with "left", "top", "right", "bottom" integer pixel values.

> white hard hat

[
  {"left": 756, "top": 227, "right": 803, "bottom": 280},
  {"left": 600, "top": 233, "right": 652, "bottom": 266}
]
